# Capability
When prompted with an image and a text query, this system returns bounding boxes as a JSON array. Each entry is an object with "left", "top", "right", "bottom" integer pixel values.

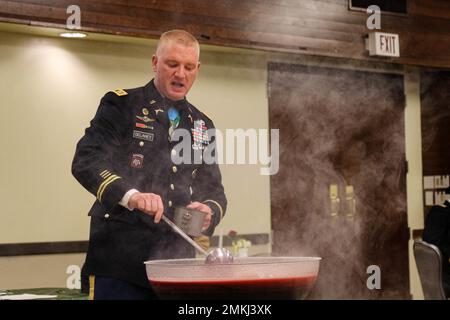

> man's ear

[
  {"left": 197, "top": 61, "right": 201, "bottom": 70},
  {"left": 152, "top": 54, "right": 158, "bottom": 72}
]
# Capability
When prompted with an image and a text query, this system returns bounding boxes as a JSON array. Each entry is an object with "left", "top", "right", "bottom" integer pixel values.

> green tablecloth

[{"left": 2, "top": 287, "right": 88, "bottom": 300}]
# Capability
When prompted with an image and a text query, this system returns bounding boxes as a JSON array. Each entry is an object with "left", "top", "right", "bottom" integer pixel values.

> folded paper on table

[{"left": 0, "top": 293, "right": 57, "bottom": 300}]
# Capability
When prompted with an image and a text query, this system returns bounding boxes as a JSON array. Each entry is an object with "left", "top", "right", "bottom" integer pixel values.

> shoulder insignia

[{"left": 112, "top": 89, "right": 128, "bottom": 96}]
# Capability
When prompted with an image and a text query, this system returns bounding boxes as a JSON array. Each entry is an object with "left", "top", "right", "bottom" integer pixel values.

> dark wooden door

[
  {"left": 421, "top": 71, "right": 450, "bottom": 217},
  {"left": 269, "top": 63, "right": 409, "bottom": 299}
]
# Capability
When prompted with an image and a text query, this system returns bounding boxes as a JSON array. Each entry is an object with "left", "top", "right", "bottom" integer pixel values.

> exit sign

[{"left": 367, "top": 32, "right": 400, "bottom": 57}]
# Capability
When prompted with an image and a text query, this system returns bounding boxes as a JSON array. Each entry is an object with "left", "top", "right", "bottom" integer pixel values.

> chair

[{"left": 413, "top": 240, "right": 447, "bottom": 300}]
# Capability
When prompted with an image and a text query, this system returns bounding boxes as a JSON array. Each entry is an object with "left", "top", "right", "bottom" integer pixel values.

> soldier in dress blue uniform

[{"left": 72, "top": 30, "right": 227, "bottom": 300}]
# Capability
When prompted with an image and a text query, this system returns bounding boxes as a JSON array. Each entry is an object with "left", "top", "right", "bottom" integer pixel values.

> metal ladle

[{"left": 161, "top": 215, "right": 234, "bottom": 264}]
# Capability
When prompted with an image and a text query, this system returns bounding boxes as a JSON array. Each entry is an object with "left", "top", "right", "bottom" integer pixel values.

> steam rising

[{"left": 269, "top": 64, "right": 408, "bottom": 299}]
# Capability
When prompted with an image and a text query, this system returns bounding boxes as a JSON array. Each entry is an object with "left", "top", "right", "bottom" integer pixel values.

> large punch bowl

[{"left": 144, "top": 256, "right": 321, "bottom": 300}]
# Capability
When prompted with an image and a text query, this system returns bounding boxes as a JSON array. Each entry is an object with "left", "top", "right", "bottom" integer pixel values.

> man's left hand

[{"left": 187, "top": 202, "right": 212, "bottom": 231}]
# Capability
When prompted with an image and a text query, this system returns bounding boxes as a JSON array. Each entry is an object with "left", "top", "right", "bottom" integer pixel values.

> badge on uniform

[
  {"left": 133, "top": 130, "right": 154, "bottom": 141},
  {"left": 136, "top": 115, "right": 156, "bottom": 123},
  {"left": 167, "top": 107, "right": 181, "bottom": 142},
  {"left": 192, "top": 120, "right": 209, "bottom": 150},
  {"left": 113, "top": 89, "right": 128, "bottom": 96},
  {"left": 136, "top": 123, "right": 153, "bottom": 130},
  {"left": 142, "top": 108, "right": 149, "bottom": 116},
  {"left": 130, "top": 154, "right": 144, "bottom": 168},
  {"left": 168, "top": 107, "right": 180, "bottom": 128}
]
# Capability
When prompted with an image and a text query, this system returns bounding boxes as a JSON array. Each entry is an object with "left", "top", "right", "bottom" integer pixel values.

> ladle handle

[{"left": 161, "top": 215, "right": 208, "bottom": 255}]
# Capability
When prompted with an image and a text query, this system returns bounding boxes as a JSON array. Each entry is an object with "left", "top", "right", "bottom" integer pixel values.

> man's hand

[
  {"left": 187, "top": 202, "right": 212, "bottom": 231},
  {"left": 128, "top": 192, "right": 164, "bottom": 223}
]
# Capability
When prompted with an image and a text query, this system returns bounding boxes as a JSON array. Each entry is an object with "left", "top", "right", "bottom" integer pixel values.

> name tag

[{"left": 133, "top": 130, "right": 154, "bottom": 141}]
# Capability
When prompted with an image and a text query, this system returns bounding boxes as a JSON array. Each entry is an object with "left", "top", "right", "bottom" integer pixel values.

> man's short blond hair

[{"left": 156, "top": 29, "right": 200, "bottom": 58}]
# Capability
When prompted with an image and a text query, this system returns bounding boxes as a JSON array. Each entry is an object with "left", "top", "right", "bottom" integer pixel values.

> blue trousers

[{"left": 89, "top": 275, "right": 158, "bottom": 300}]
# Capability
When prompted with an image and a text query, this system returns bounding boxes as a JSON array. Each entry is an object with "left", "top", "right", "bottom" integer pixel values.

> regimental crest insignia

[
  {"left": 130, "top": 154, "right": 144, "bottom": 168},
  {"left": 192, "top": 120, "right": 209, "bottom": 150}
]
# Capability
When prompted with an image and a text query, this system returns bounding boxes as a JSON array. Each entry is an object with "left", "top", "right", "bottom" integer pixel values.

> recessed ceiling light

[{"left": 59, "top": 32, "right": 87, "bottom": 38}]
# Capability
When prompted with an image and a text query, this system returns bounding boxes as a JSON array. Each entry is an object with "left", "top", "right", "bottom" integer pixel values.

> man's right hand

[{"left": 128, "top": 192, "right": 164, "bottom": 223}]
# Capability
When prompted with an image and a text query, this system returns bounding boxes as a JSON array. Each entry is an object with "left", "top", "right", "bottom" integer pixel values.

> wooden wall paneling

[
  {"left": 409, "top": 0, "right": 450, "bottom": 20},
  {"left": 9, "top": 0, "right": 450, "bottom": 35},
  {"left": 1, "top": 0, "right": 450, "bottom": 67}
]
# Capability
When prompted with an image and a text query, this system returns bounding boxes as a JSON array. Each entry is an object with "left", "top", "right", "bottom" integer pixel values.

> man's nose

[{"left": 174, "top": 66, "right": 186, "bottom": 78}]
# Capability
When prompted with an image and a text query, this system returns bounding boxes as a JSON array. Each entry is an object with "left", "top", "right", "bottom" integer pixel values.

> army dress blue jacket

[{"left": 72, "top": 79, "right": 227, "bottom": 288}]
